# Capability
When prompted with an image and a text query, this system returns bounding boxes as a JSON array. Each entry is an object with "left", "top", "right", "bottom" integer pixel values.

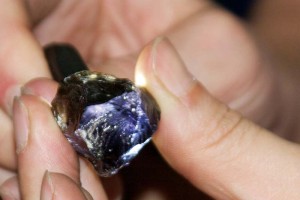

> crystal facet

[{"left": 51, "top": 70, "right": 160, "bottom": 176}]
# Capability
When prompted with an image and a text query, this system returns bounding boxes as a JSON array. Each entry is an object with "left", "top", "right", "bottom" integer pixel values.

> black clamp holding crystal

[{"left": 44, "top": 43, "right": 88, "bottom": 82}]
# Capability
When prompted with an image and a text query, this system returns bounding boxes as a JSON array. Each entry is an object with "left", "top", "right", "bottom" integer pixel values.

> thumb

[{"left": 135, "top": 37, "right": 300, "bottom": 199}]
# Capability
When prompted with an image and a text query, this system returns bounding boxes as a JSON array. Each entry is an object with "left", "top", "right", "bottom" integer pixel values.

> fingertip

[
  {"left": 2, "top": 84, "right": 21, "bottom": 116},
  {"left": 41, "top": 171, "right": 89, "bottom": 200},
  {"left": 135, "top": 37, "right": 181, "bottom": 120},
  {"left": 101, "top": 175, "right": 122, "bottom": 200},
  {"left": 135, "top": 37, "right": 208, "bottom": 147},
  {"left": 81, "top": 187, "right": 93, "bottom": 200},
  {"left": 0, "top": 176, "right": 20, "bottom": 200},
  {"left": 136, "top": 37, "right": 198, "bottom": 99},
  {"left": 21, "top": 78, "right": 58, "bottom": 104}
]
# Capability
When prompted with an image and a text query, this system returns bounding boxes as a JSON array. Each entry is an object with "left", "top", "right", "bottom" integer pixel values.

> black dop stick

[{"left": 44, "top": 43, "right": 88, "bottom": 82}]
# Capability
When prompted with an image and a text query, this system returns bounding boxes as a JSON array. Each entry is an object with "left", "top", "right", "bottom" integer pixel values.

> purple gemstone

[{"left": 51, "top": 70, "right": 160, "bottom": 176}]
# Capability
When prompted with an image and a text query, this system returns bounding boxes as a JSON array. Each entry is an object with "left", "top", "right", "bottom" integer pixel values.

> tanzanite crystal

[{"left": 51, "top": 70, "right": 160, "bottom": 176}]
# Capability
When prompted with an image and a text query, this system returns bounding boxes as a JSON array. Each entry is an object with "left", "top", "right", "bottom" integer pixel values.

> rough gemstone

[{"left": 51, "top": 70, "right": 160, "bottom": 176}]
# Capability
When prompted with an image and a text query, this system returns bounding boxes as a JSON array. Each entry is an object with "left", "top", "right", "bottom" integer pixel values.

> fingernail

[
  {"left": 20, "top": 86, "right": 34, "bottom": 96},
  {"left": 21, "top": 85, "right": 52, "bottom": 106},
  {"left": 81, "top": 187, "right": 93, "bottom": 200},
  {"left": 4, "top": 85, "right": 21, "bottom": 116},
  {"left": 150, "top": 37, "right": 197, "bottom": 98},
  {"left": 12, "top": 97, "right": 29, "bottom": 154},
  {"left": 41, "top": 171, "right": 54, "bottom": 200}
]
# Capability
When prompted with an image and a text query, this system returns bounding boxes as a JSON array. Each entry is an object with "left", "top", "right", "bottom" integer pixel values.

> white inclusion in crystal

[
  {"left": 103, "top": 74, "right": 116, "bottom": 81},
  {"left": 88, "top": 74, "right": 98, "bottom": 79},
  {"left": 130, "top": 133, "right": 136, "bottom": 143},
  {"left": 120, "top": 138, "right": 151, "bottom": 164},
  {"left": 76, "top": 129, "right": 94, "bottom": 150},
  {"left": 103, "top": 126, "right": 111, "bottom": 132},
  {"left": 55, "top": 113, "right": 67, "bottom": 131}
]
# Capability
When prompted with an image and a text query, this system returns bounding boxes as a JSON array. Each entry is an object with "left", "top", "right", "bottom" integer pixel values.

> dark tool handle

[{"left": 44, "top": 43, "right": 88, "bottom": 82}]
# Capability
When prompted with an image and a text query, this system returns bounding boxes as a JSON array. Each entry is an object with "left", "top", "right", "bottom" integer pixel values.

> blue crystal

[{"left": 51, "top": 70, "right": 160, "bottom": 176}]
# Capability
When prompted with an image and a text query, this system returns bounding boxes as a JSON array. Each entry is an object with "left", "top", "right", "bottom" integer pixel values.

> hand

[
  {"left": 3, "top": 37, "right": 299, "bottom": 200},
  {"left": 0, "top": 0, "right": 298, "bottom": 171},
  {"left": 0, "top": 0, "right": 300, "bottom": 199},
  {"left": 135, "top": 38, "right": 300, "bottom": 199}
]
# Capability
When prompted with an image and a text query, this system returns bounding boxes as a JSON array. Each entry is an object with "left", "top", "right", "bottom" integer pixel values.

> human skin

[{"left": 0, "top": 0, "right": 300, "bottom": 199}]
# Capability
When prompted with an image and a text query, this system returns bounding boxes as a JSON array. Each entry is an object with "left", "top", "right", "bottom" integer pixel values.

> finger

[
  {"left": 0, "top": 0, "right": 50, "bottom": 114},
  {"left": 0, "top": 111, "right": 15, "bottom": 170},
  {"left": 0, "top": 176, "right": 20, "bottom": 200},
  {"left": 100, "top": 175, "right": 122, "bottom": 200},
  {"left": 13, "top": 94, "right": 79, "bottom": 199},
  {"left": 20, "top": 80, "right": 109, "bottom": 199},
  {"left": 41, "top": 171, "right": 92, "bottom": 200},
  {"left": 136, "top": 38, "right": 300, "bottom": 199},
  {"left": 0, "top": 0, "right": 50, "bottom": 170},
  {"left": 0, "top": 78, "right": 57, "bottom": 172},
  {"left": 0, "top": 168, "right": 15, "bottom": 186},
  {"left": 79, "top": 159, "right": 109, "bottom": 200},
  {"left": 24, "top": 80, "right": 121, "bottom": 199}
]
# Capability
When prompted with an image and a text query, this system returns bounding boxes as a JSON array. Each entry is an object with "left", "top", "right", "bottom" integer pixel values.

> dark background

[{"left": 214, "top": 0, "right": 255, "bottom": 18}]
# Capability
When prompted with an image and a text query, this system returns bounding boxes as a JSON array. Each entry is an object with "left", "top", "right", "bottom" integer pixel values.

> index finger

[
  {"left": 13, "top": 93, "right": 80, "bottom": 199},
  {"left": 0, "top": 0, "right": 51, "bottom": 170},
  {"left": 0, "top": 0, "right": 50, "bottom": 115}
]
